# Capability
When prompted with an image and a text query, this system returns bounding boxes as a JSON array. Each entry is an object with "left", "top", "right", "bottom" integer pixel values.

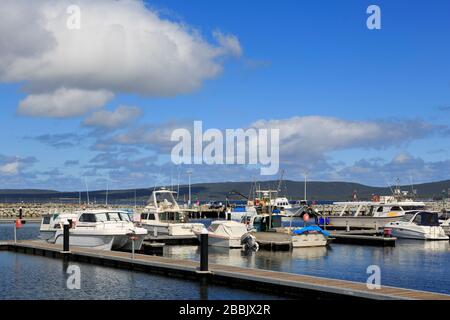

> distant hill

[{"left": 0, "top": 179, "right": 449, "bottom": 203}]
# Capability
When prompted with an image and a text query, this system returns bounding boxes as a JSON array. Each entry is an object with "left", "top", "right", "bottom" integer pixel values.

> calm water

[
  {"left": 0, "top": 251, "right": 284, "bottom": 300},
  {"left": 1, "top": 221, "right": 449, "bottom": 296}
]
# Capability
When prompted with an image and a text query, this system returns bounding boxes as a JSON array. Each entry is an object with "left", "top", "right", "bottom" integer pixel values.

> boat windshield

[
  {"left": 400, "top": 212, "right": 417, "bottom": 222},
  {"left": 119, "top": 212, "right": 131, "bottom": 222},
  {"left": 107, "top": 212, "right": 122, "bottom": 222},
  {"left": 402, "top": 206, "right": 426, "bottom": 211},
  {"left": 159, "top": 211, "right": 187, "bottom": 222}
]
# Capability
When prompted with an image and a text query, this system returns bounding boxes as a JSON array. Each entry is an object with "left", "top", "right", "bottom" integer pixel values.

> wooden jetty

[{"left": 2, "top": 240, "right": 449, "bottom": 300}]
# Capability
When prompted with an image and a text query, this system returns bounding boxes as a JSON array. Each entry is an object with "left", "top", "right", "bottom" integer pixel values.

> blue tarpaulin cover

[{"left": 292, "top": 225, "right": 330, "bottom": 237}]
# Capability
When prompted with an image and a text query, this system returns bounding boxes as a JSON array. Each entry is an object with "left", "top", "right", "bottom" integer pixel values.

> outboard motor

[{"left": 241, "top": 233, "right": 259, "bottom": 251}]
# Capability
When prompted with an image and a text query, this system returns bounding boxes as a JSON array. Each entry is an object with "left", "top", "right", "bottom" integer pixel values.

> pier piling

[
  {"left": 200, "top": 230, "right": 208, "bottom": 272},
  {"left": 63, "top": 221, "right": 70, "bottom": 252}
]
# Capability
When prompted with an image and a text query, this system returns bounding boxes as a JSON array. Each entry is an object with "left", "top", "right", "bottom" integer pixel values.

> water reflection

[{"left": 0, "top": 252, "right": 283, "bottom": 300}]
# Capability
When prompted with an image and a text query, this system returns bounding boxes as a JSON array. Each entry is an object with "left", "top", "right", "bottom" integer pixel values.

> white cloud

[
  {"left": 0, "top": 162, "right": 20, "bottom": 175},
  {"left": 83, "top": 105, "right": 142, "bottom": 129},
  {"left": 1, "top": 0, "right": 242, "bottom": 117},
  {"left": 213, "top": 31, "right": 243, "bottom": 57},
  {"left": 18, "top": 88, "right": 114, "bottom": 118},
  {"left": 251, "top": 116, "right": 435, "bottom": 163}
]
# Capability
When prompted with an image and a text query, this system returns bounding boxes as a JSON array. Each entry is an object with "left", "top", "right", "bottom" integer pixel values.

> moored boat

[
  {"left": 384, "top": 211, "right": 449, "bottom": 240},
  {"left": 41, "top": 209, "right": 148, "bottom": 251},
  {"left": 195, "top": 220, "right": 258, "bottom": 250},
  {"left": 139, "top": 188, "right": 204, "bottom": 237}
]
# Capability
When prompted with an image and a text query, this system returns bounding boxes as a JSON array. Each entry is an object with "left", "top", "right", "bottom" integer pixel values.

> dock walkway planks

[{"left": 3, "top": 240, "right": 449, "bottom": 300}]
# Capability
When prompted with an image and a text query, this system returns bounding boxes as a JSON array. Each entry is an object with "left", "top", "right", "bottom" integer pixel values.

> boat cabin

[
  {"left": 334, "top": 201, "right": 426, "bottom": 217},
  {"left": 401, "top": 211, "right": 440, "bottom": 226},
  {"left": 244, "top": 214, "right": 282, "bottom": 232}
]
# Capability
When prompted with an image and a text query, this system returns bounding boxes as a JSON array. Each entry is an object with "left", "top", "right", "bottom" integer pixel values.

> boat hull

[
  {"left": 388, "top": 226, "right": 449, "bottom": 240},
  {"left": 291, "top": 233, "right": 328, "bottom": 248},
  {"left": 53, "top": 233, "right": 115, "bottom": 250},
  {"left": 207, "top": 235, "right": 243, "bottom": 248},
  {"left": 51, "top": 231, "right": 147, "bottom": 251},
  {"left": 142, "top": 222, "right": 204, "bottom": 237}
]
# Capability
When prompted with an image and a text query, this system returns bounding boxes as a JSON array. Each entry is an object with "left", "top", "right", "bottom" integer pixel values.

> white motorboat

[
  {"left": 385, "top": 211, "right": 449, "bottom": 240},
  {"left": 41, "top": 209, "right": 148, "bottom": 251},
  {"left": 140, "top": 188, "right": 204, "bottom": 237},
  {"left": 195, "top": 221, "right": 258, "bottom": 250},
  {"left": 279, "top": 225, "right": 330, "bottom": 248}
]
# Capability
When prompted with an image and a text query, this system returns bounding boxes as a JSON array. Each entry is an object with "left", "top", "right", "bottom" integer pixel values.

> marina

[{"left": 1, "top": 220, "right": 449, "bottom": 298}]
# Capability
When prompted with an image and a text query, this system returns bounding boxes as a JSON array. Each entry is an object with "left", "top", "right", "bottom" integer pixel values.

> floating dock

[
  {"left": 2, "top": 240, "right": 449, "bottom": 300},
  {"left": 328, "top": 230, "right": 396, "bottom": 247},
  {"left": 144, "top": 235, "right": 199, "bottom": 245}
]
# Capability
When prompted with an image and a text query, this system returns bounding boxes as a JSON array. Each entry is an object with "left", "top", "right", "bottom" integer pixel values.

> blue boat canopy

[{"left": 292, "top": 225, "right": 330, "bottom": 237}]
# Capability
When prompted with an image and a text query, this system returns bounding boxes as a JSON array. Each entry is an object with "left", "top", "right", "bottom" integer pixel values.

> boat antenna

[
  {"left": 105, "top": 177, "right": 109, "bottom": 207},
  {"left": 303, "top": 172, "right": 308, "bottom": 202},
  {"left": 177, "top": 166, "right": 181, "bottom": 200},
  {"left": 409, "top": 174, "right": 415, "bottom": 196},
  {"left": 85, "top": 179, "right": 90, "bottom": 207}
]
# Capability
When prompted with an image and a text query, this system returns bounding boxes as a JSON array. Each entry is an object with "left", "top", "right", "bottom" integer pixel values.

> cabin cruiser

[
  {"left": 40, "top": 209, "right": 148, "bottom": 251},
  {"left": 384, "top": 211, "right": 449, "bottom": 240},
  {"left": 195, "top": 221, "right": 259, "bottom": 250},
  {"left": 319, "top": 199, "right": 427, "bottom": 230},
  {"left": 139, "top": 188, "right": 204, "bottom": 237}
]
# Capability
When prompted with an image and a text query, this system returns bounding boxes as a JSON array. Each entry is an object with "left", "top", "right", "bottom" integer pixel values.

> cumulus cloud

[
  {"left": 0, "top": 162, "right": 20, "bottom": 175},
  {"left": 0, "top": 155, "right": 37, "bottom": 177},
  {"left": 83, "top": 105, "right": 142, "bottom": 129},
  {"left": 1, "top": 0, "right": 242, "bottom": 117},
  {"left": 251, "top": 116, "right": 437, "bottom": 163},
  {"left": 18, "top": 88, "right": 114, "bottom": 118},
  {"left": 98, "top": 121, "right": 193, "bottom": 153}
]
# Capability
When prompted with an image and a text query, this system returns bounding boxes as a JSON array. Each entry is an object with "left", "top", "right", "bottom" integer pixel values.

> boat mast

[{"left": 304, "top": 172, "right": 307, "bottom": 202}]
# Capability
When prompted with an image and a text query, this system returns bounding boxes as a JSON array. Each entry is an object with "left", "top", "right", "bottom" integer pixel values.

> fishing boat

[
  {"left": 195, "top": 220, "right": 259, "bottom": 250},
  {"left": 41, "top": 209, "right": 147, "bottom": 251},
  {"left": 385, "top": 211, "right": 448, "bottom": 240},
  {"left": 139, "top": 188, "right": 204, "bottom": 237}
]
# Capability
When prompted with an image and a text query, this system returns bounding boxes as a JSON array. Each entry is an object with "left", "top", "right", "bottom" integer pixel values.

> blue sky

[{"left": 0, "top": 0, "right": 449, "bottom": 191}]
